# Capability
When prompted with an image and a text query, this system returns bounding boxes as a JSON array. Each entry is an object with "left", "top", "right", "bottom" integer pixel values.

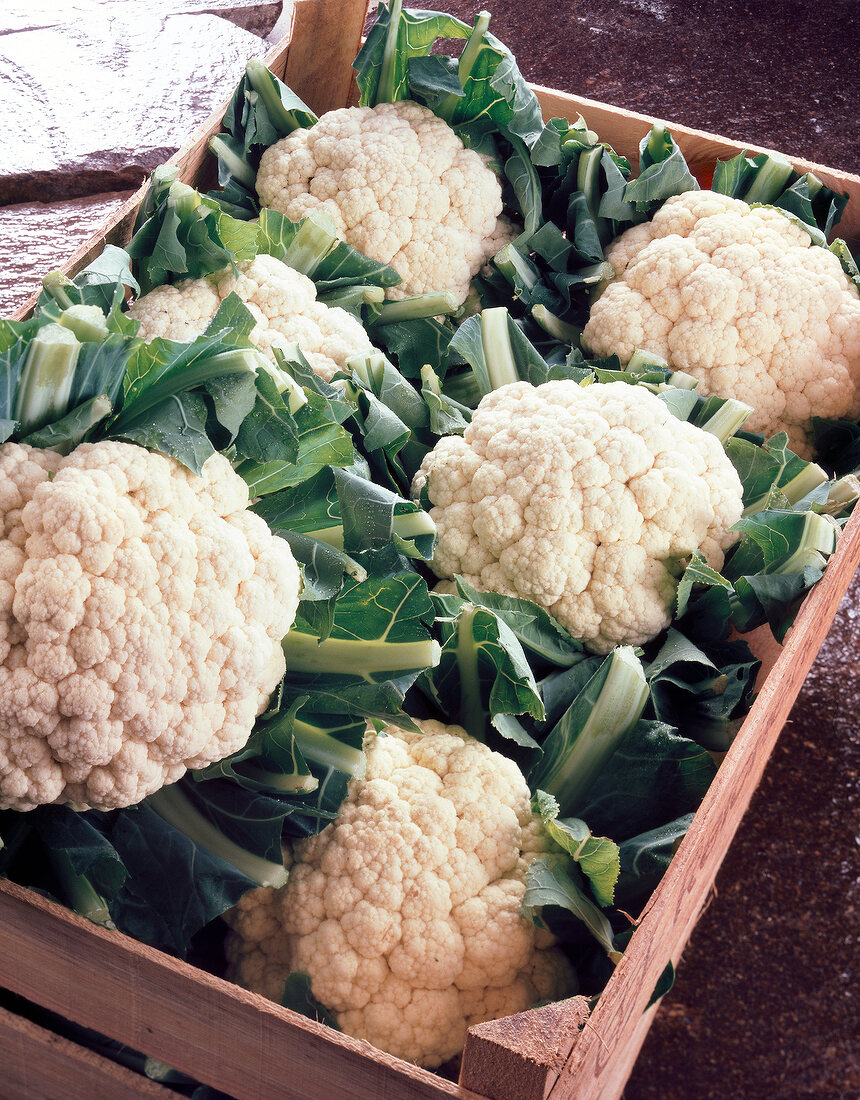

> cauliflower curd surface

[
  {"left": 416, "top": 380, "right": 744, "bottom": 653},
  {"left": 227, "top": 719, "right": 575, "bottom": 1068},
  {"left": 582, "top": 190, "right": 860, "bottom": 456},
  {"left": 127, "top": 253, "right": 374, "bottom": 382},
  {"left": 0, "top": 440, "right": 300, "bottom": 812},
  {"left": 255, "top": 100, "right": 515, "bottom": 304}
]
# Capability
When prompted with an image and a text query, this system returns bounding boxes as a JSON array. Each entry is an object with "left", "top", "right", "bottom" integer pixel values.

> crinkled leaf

[
  {"left": 646, "top": 630, "right": 759, "bottom": 752},
  {"left": 372, "top": 317, "right": 455, "bottom": 378},
  {"left": 257, "top": 208, "right": 400, "bottom": 290},
  {"left": 106, "top": 800, "right": 254, "bottom": 957},
  {"left": 204, "top": 292, "right": 257, "bottom": 343},
  {"left": 22, "top": 394, "right": 113, "bottom": 454},
  {"left": 424, "top": 602, "right": 545, "bottom": 744},
  {"left": 32, "top": 807, "right": 128, "bottom": 900},
  {"left": 524, "top": 857, "right": 618, "bottom": 956},
  {"left": 731, "top": 566, "right": 824, "bottom": 639},
  {"left": 69, "top": 333, "right": 140, "bottom": 408},
  {"left": 453, "top": 578, "right": 586, "bottom": 667},
  {"left": 811, "top": 415, "right": 860, "bottom": 476},
  {"left": 115, "top": 391, "right": 215, "bottom": 473},
  {"left": 533, "top": 790, "right": 619, "bottom": 906},
  {"left": 233, "top": 369, "right": 299, "bottom": 464},
  {"left": 356, "top": 3, "right": 469, "bottom": 106},
  {"left": 675, "top": 551, "right": 734, "bottom": 620},
  {"left": 235, "top": 388, "right": 354, "bottom": 496},
  {"left": 205, "top": 370, "right": 258, "bottom": 441},
  {"left": 624, "top": 127, "right": 699, "bottom": 214}
]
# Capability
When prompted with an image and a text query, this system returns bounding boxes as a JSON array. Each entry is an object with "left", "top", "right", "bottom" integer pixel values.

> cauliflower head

[
  {"left": 415, "top": 379, "right": 744, "bottom": 653},
  {"left": 582, "top": 190, "right": 860, "bottom": 456},
  {"left": 0, "top": 440, "right": 301, "bottom": 812},
  {"left": 255, "top": 100, "right": 514, "bottom": 304},
  {"left": 227, "top": 719, "right": 575, "bottom": 1068},
  {"left": 127, "top": 253, "right": 374, "bottom": 382}
]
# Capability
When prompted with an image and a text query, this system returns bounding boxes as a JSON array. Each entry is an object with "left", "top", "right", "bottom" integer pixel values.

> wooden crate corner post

[{"left": 460, "top": 997, "right": 591, "bottom": 1100}]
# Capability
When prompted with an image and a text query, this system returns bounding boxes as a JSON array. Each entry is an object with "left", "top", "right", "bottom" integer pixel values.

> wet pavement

[
  {"left": 0, "top": 192, "right": 133, "bottom": 313},
  {"left": 1, "top": 2, "right": 859, "bottom": 1097},
  {"left": 0, "top": 1, "right": 280, "bottom": 206}
]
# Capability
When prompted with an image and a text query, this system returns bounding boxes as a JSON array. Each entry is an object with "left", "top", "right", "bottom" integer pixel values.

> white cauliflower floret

[
  {"left": 0, "top": 440, "right": 301, "bottom": 812},
  {"left": 255, "top": 100, "right": 510, "bottom": 304},
  {"left": 127, "top": 254, "right": 374, "bottom": 382},
  {"left": 582, "top": 190, "right": 860, "bottom": 456},
  {"left": 227, "top": 719, "right": 576, "bottom": 1068},
  {"left": 415, "top": 380, "right": 744, "bottom": 653}
]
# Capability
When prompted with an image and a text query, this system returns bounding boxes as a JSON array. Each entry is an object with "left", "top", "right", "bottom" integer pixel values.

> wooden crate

[{"left": 3, "top": 1, "right": 860, "bottom": 1097}]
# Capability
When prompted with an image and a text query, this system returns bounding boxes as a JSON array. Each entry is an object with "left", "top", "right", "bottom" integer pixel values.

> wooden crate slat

[
  {"left": 534, "top": 85, "right": 860, "bottom": 246},
  {"left": 0, "top": 1003, "right": 181, "bottom": 1100},
  {"left": 460, "top": 998, "right": 590, "bottom": 1100},
  {"left": 0, "top": 880, "right": 478, "bottom": 1100},
  {"left": 284, "top": 0, "right": 369, "bottom": 115}
]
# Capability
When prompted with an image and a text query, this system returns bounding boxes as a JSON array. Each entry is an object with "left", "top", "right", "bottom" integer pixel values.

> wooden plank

[
  {"left": 0, "top": 1003, "right": 180, "bottom": 1100},
  {"left": 534, "top": 85, "right": 860, "bottom": 246},
  {"left": 460, "top": 998, "right": 590, "bottom": 1100},
  {"left": 0, "top": 880, "right": 475, "bottom": 1100},
  {"left": 284, "top": 0, "right": 368, "bottom": 115}
]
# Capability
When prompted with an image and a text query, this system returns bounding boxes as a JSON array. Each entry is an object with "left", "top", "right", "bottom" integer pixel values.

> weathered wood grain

[
  {"left": 0, "top": 1004, "right": 180, "bottom": 1099},
  {"left": 284, "top": 0, "right": 369, "bottom": 115},
  {"left": 0, "top": 880, "right": 478, "bottom": 1100}
]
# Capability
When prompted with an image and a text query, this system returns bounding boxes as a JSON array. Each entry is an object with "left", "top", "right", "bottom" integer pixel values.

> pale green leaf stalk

[
  {"left": 52, "top": 856, "right": 117, "bottom": 931},
  {"left": 626, "top": 349, "right": 670, "bottom": 373},
  {"left": 773, "top": 512, "right": 837, "bottom": 572},
  {"left": 528, "top": 646, "right": 649, "bottom": 817},
  {"left": 531, "top": 304, "right": 582, "bottom": 344},
  {"left": 257, "top": 348, "right": 309, "bottom": 413},
  {"left": 698, "top": 398, "right": 753, "bottom": 443},
  {"left": 481, "top": 307, "right": 520, "bottom": 389},
  {"left": 435, "top": 9, "right": 491, "bottom": 122},
  {"left": 819, "top": 474, "right": 860, "bottom": 516},
  {"left": 303, "top": 509, "right": 436, "bottom": 553},
  {"left": 279, "top": 210, "right": 340, "bottom": 276},
  {"left": 148, "top": 784, "right": 288, "bottom": 888},
  {"left": 41, "top": 270, "right": 77, "bottom": 310},
  {"left": 371, "top": 291, "right": 459, "bottom": 324},
  {"left": 744, "top": 152, "right": 795, "bottom": 204},
  {"left": 58, "top": 304, "right": 110, "bottom": 343},
  {"left": 376, "top": 0, "right": 405, "bottom": 105},
  {"left": 13, "top": 323, "right": 80, "bottom": 434},
  {"left": 283, "top": 631, "right": 441, "bottom": 679}
]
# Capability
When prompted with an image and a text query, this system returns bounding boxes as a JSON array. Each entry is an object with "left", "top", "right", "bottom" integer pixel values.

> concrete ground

[{"left": 1, "top": 1, "right": 858, "bottom": 1096}]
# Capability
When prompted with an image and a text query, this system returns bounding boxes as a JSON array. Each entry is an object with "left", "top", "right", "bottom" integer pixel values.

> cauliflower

[
  {"left": 127, "top": 253, "right": 374, "bottom": 382},
  {"left": 582, "top": 190, "right": 860, "bottom": 456},
  {"left": 255, "top": 100, "right": 514, "bottom": 304},
  {"left": 0, "top": 440, "right": 301, "bottom": 812},
  {"left": 227, "top": 719, "right": 575, "bottom": 1068},
  {"left": 415, "top": 379, "right": 744, "bottom": 653}
]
